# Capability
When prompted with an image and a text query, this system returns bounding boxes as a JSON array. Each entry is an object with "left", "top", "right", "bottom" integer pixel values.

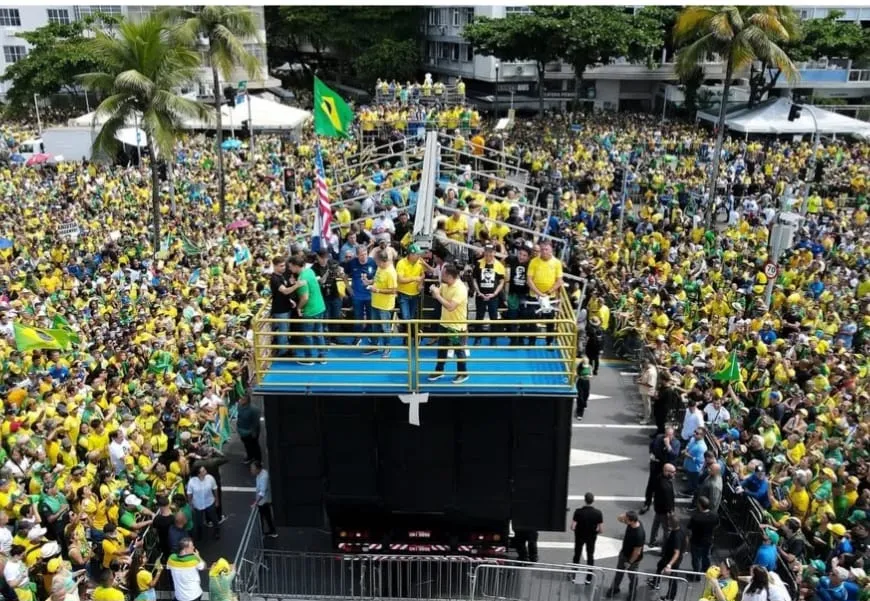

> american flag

[{"left": 314, "top": 145, "right": 332, "bottom": 240}]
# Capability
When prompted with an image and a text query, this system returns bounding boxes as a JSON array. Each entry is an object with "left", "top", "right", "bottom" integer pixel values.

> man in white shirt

[
  {"left": 186, "top": 465, "right": 220, "bottom": 541},
  {"left": 703, "top": 397, "right": 731, "bottom": 430},
  {"left": 108, "top": 429, "right": 131, "bottom": 476},
  {"left": 168, "top": 537, "right": 206, "bottom": 601},
  {"left": 638, "top": 361, "right": 658, "bottom": 425},
  {"left": 371, "top": 212, "right": 395, "bottom": 243},
  {"left": 0, "top": 512, "right": 12, "bottom": 555},
  {"left": 681, "top": 399, "right": 705, "bottom": 444}
]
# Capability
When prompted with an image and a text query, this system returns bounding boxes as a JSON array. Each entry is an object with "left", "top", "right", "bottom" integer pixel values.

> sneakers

[
  {"left": 427, "top": 374, "right": 444, "bottom": 382},
  {"left": 219, "top": 515, "right": 228, "bottom": 525},
  {"left": 381, "top": 351, "right": 391, "bottom": 359},
  {"left": 296, "top": 360, "right": 314, "bottom": 366},
  {"left": 363, "top": 348, "right": 380, "bottom": 356},
  {"left": 317, "top": 356, "right": 327, "bottom": 365},
  {"left": 267, "top": 532, "right": 279, "bottom": 538},
  {"left": 453, "top": 374, "right": 469, "bottom": 385}
]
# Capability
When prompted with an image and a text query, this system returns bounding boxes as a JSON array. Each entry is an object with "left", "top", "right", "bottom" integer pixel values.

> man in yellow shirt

[
  {"left": 427, "top": 264, "right": 469, "bottom": 384},
  {"left": 367, "top": 250, "right": 398, "bottom": 359},
  {"left": 396, "top": 245, "right": 426, "bottom": 324},
  {"left": 527, "top": 240, "right": 564, "bottom": 345}
]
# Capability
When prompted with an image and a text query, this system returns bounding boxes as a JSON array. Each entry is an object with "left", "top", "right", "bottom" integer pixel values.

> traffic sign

[
  {"left": 237, "top": 80, "right": 247, "bottom": 91},
  {"left": 764, "top": 263, "right": 778, "bottom": 279}
]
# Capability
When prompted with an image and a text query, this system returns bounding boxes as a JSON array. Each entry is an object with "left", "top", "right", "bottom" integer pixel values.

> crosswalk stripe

[{"left": 572, "top": 423, "right": 654, "bottom": 429}]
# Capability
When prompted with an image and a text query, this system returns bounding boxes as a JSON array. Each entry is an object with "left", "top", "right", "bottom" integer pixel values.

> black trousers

[
  {"left": 241, "top": 434, "right": 262, "bottom": 463},
  {"left": 576, "top": 379, "right": 590, "bottom": 417},
  {"left": 258, "top": 503, "right": 276, "bottom": 535},
  {"left": 514, "top": 530, "right": 538, "bottom": 562},
  {"left": 644, "top": 461, "right": 663, "bottom": 507},
  {"left": 586, "top": 349, "right": 600, "bottom": 374},
  {"left": 609, "top": 553, "right": 640, "bottom": 599},
  {"left": 573, "top": 536, "right": 596, "bottom": 581},
  {"left": 653, "top": 557, "right": 682, "bottom": 601},
  {"left": 434, "top": 328, "right": 467, "bottom": 374}
]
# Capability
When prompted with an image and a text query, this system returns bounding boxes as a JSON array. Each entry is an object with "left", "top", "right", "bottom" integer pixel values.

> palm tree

[
  {"left": 674, "top": 6, "right": 799, "bottom": 225},
  {"left": 162, "top": 6, "right": 262, "bottom": 225},
  {"left": 79, "top": 15, "right": 211, "bottom": 253}
]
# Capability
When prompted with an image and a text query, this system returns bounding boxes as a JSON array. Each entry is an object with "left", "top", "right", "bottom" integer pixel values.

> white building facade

[
  {"left": 0, "top": 5, "right": 278, "bottom": 100},
  {"left": 421, "top": 4, "right": 870, "bottom": 112}
]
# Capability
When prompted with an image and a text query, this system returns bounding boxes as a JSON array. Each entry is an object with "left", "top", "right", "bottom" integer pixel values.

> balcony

[
  {"left": 583, "top": 60, "right": 727, "bottom": 81},
  {"left": 767, "top": 67, "right": 870, "bottom": 88}
]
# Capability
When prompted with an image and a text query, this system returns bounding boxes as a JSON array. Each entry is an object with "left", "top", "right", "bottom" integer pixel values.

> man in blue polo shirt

[
  {"left": 342, "top": 245, "right": 377, "bottom": 346},
  {"left": 753, "top": 529, "right": 779, "bottom": 572}
]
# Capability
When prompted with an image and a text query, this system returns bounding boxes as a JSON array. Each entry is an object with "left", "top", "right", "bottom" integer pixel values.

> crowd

[{"left": 0, "top": 88, "right": 866, "bottom": 601}]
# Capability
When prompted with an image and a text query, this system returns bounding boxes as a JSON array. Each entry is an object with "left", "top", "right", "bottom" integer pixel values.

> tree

[
  {"left": 674, "top": 6, "right": 799, "bottom": 225},
  {"left": 749, "top": 10, "right": 870, "bottom": 105},
  {"left": 354, "top": 39, "right": 420, "bottom": 87},
  {"left": 79, "top": 15, "right": 210, "bottom": 253},
  {"left": 162, "top": 6, "right": 262, "bottom": 225},
  {"left": 464, "top": 13, "right": 564, "bottom": 116},
  {"left": 0, "top": 15, "right": 118, "bottom": 115}
]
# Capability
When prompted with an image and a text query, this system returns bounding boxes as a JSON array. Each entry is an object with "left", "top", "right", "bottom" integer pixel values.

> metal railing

[
  {"left": 251, "top": 286, "right": 578, "bottom": 393},
  {"left": 231, "top": 505, "right": 706, "bottom": 601}
]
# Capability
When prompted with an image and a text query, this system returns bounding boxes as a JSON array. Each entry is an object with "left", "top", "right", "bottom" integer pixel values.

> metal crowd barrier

[
  {"left": 704, "top": 434, "right": 800, "bottom": 597},
  {"left": 251, "top": 286, "right": 578, "bottom": 393}
]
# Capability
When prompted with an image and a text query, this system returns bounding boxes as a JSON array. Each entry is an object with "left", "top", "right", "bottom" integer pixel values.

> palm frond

[{"left": 673, "top": 7, "right": 717, "bottom": 43}]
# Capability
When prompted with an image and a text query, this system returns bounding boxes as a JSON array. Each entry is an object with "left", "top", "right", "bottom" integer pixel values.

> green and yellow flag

[
  {"left": 712, "top": 350, "right": 742, "bottom": 384},
  {"left": 313, "top": 76, "right": 354, "bottom": 138},
  {"left": 51, "top": 315, "right": 81, "bottom": 345},
  {"left": 13, "top": 323, "right": 70, "bottom": 352}
]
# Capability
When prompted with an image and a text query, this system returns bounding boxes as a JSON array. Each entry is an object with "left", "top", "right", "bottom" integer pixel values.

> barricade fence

[
  {"left": 703, "top": 433, "right": 800, "bottom": 597},
  {"left": 232, "top": 505, "right": 707, "bottom": 601}
]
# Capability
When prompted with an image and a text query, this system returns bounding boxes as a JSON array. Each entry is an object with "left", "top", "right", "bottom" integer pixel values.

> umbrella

[
  {"left": 227, "top": 219, "right": 251, "bottom": 231},
  {"left": 9, "top": 153, "right": 24, "bottom": 164},
  {"left": 0, "top": 238, "right": 12, "bottom": 250},
  {"left": 221, "top": 138, "right": 242, "bottom": 151},
  {"left": 25, "top": 153, "right": 52, "bottom": 166}
]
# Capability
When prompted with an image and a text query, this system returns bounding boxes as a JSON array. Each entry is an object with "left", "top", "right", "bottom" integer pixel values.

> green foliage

[
  {"left": 354, "top": 39, "right": 420, "bottom": 87},
  {"left": 789, "top": 10, "right": 870, "bottom": 64},
  {"left": 78, "top": 15, "right": 210, "bottom": 251},
  {"left": 0, "top": 16, "right": 118, "bottom": 115}
]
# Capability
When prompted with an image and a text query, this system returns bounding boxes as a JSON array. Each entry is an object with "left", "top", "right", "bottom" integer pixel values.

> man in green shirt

[{"left": 287, "top": 255, "right": 327, "bottom": 365}]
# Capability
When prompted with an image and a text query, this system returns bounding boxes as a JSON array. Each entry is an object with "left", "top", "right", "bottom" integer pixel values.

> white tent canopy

[
  {"left": 69, "top": 95, "right": 311, "bottom": 133},
  {"left": 228, "top": 94, "right": 311, "bottom": 130},
  {"left": 698, "top": 97, "right": 870, "bottom": 136}
]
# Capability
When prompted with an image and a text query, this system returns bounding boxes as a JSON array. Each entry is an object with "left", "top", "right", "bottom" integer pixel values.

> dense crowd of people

[{"left": 0, "top": 88, "right": 867, "bottom": 601}]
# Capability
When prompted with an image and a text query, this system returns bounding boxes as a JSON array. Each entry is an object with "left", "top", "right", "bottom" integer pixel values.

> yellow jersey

[
  {"left": 439, "top": 280, "right": 468, "bottom": 331},
  {"left": 528, "top": 257, "right": 563, "bottom": 295},
  {"left": 371, "top": 265, "right": 398, "bottom": 311},
  {"left": 396, "top": 258, "right": 424, "bottom": 296}
]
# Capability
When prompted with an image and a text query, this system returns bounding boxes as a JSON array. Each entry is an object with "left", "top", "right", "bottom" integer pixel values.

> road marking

[
  {"left": 587, "top": 394, "right": 611, "bottom": 401},
  {"left": 223, "top": 486, "right": 256, "bottom": 493},
  {"left": 567, "top": 495, "right": 691, "bottom": 504},
  {"left": 570, "top": 449, "right": 631, "bottom": 468},
  {"left": 572, "top": 423, "right": 654, "bottom": 429},
  {"left": 620, "top": 371, "right": 639, "bottom": 377},
  {"left": 537, "top": 536, "right": 623, "bottom": 559}
]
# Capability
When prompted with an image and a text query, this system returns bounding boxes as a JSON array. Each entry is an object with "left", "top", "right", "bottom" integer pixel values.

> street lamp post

[
  {"left": 494, "top": 61, "right": 500, "bottom": 118},
  {"left": 799, "top": 104, "right": 820, "bottom": 216}
]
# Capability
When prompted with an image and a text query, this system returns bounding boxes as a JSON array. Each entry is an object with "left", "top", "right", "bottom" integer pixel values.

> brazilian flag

[
  {"left": 313, "top": 76, "right": 354, "bottom": 138},
  {"left": 51, "top": 315, "right": 81, "bottom": 345},
  {"left": 13, "top": 323, "right": 70, "bottom": 352}
]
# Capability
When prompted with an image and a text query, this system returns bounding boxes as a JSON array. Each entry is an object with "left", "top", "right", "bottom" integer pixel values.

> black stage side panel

[{"left": 263, "top": 394, "right": 572, "bottom": 531}]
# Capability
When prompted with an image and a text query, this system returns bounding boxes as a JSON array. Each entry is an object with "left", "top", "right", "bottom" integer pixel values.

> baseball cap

[
  {"left": 764, "top": 529, "right": 780, "bottom": 544},
  {"left": 408, "top": 244, "right": 421, "bottom": 254}
]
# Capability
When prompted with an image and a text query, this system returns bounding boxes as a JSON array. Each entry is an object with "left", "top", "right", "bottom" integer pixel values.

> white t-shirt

[
  {"left": 186, "top": 475, "right": 218, "bottom": 510},
  {"left": 0, "top": 526, "right": 12, "bottom": 555},
  {"left": 3, "top": 558, "right": 28, "bottom": 587},
  {"left": 704, "top": 403, "right": 731, "bottom": 426}
]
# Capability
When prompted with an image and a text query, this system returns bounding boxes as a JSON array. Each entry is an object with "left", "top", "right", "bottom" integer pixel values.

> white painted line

[
  {"left": 570, "top": 449, "right": 631, "bottom": 467},
  {"left": 568, "top": 495, "right": 691, "bottom": 504},
  {"left": 572, "top": 423, "right": 654, "bottom": 429},
  {"left": 222, "top": 486, "right": 256, "bottom": 493},
  {"left": 537, "top": 536, "right": 623, "bottom": 559},
  {"left": 587, "top": 394, "right": 611, "bottom": 401},
  {"left": 620, "top": 372, "right": 639, "bottom": 377}
]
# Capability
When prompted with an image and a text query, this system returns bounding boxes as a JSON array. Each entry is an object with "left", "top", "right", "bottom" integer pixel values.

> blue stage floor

[{"left": 255, "top": 343, "right": 575, "bottom": 396}]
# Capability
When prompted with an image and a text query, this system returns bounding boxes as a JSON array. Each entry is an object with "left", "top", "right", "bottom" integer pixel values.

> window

[
  {"left": 463, "top": 8, "right": 475, "bottom": 25},
  {"left": 0, "top": 9, "right": 20, "bottom": 26},
  {"left": 428, "top": 9, "right": 437, "bottom": 25},
  {"left": 47, "top": 9, "right": 70, "bottom": 24},
  {"left": 427, "top": 41, "right": 436, "bottom": 59},
  {"left": 505, "top": 6, "right": 531, "bottom": 17},
  {"left": 73, "top": 6, "right": 122, "bottom": 20},
  {"left": 3, "top": 45, "right": 25, "bottom": 64},
  {"left": 464, "top": 44, "right": 474, "bottom": 63},
  {"left": 451, "top": 43, "right": 460, "bottom": 62},
  {"left": 452, "top": 9, "right": 459, "bottom": 26},
  {"left": 439, "top": 43, "right": 450, "bottom": 59}
]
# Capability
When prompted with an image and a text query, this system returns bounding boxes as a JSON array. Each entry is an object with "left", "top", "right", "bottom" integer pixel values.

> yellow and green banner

[{"left": 313, "top": 76, "right": 354, "bottom": 138}]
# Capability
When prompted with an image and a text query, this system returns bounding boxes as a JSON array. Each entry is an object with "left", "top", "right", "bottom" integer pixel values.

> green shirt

[{"left": 297, "top": 267, "right": 326, "bottom": 317}]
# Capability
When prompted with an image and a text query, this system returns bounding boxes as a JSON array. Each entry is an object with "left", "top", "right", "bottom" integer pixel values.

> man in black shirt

[
  {"left": 649, "top": 463, "right": 676, "bottom": 548},
  {"left": 470, "top": 244, "right": 505, "bottom": 345},
  {"left": 649, "top": 514, "right": 686, "bottom": 601},
  {"left": 606, "top": 511, "right": 645, "bottom": 600},
  {"left": 643, "top": 428, "right": 681, "bottom": 513},
  {"left": 269, "top": 256, "right": 295, "bottom": 357},
  {"left": 505, "top": 244, "right": 532, "bottom": 345},
  {"left": 687, "top": 496, "right": 718, "bottom": 575},
  {"left": 571, "top": 492, "right": 603, "bottom": 584}
]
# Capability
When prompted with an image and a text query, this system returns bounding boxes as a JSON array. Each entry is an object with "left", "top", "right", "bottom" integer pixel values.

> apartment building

[
  {"left": 0, "top": 5, "right": 278, "bottom": 99},
  {"left": 421, "top": 5, "right": 870, "bottom": 112}
]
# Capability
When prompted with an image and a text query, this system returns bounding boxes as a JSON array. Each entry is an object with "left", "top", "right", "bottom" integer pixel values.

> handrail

[{"left": 251, "top": 309, "right": 577, "bottom": 394}]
